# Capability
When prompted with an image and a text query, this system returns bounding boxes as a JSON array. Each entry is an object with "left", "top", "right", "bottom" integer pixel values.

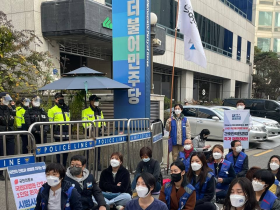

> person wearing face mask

[
  {"left": 64, "top": 155, "right": 108, "bottom": 210},
  {"left": 159, "top": 161, "right": 196, "bottom": 210},
  {"left": 166, "top": 104, "right": 191, "bottom": 161},
  {"left": 35, "top": 163, "right": 83, "bottom": 210},
  {"left": 252, "top": 169, "right": 280, "bottom": 210},
  {"left": 16, "top": 98, "right": 30, "bottom": 154},
  {"left": 178, "top": 139, "right": 197, "bottom": 172},
  {"left": 24, "top": 96, "right": 49, "bottom": 147},
  {"left": 267, "top": 155, "right": 280, "bottom": 197},
  {"left": 0, "top": 92, "right": 16, "bottom": 180},
  {"left": 187, "top": 153, "right": 216, "bottom": 210},
  {"left": 225, "top": 140, "right": 248, "bottom": 177},
  {"left": 222, "top": 177, "right": 260, "bottom": 210},
  {"left": 236, "top": 100, "right": 246, "bottom": 110},
  {"left": 132, "top": 147, "right": 162, "bottom": 195},
  {"left": 207, "top": 144, "right": 236, "bottom": 203},
  {"left": 48, "top": 93, "right": 70, "bottom": 167},
  {"left": 98, "top": 152, "right": 132, "bottom": 210},
  {"left": 125, "top": 172, "right": 168, "bottom": 210}
]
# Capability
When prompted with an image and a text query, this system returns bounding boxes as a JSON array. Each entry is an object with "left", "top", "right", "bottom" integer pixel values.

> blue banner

[
  {"left": 153, "top": 133, "right": 163, "bottom": 143},
  {"left": 8, "top": 162, "right": 46, "bottom": 178},
  {"left": 113, "top": 0, "right": 151, "bottom": 119},
  {"left": 129, "top": 131, "right": 151, "bottom": 142},
  {"left": 95, "top": 135, "right": 128, "bottom": 147},
  {"left": 0, "top": 156, "right": 35, "bottom": 169}
]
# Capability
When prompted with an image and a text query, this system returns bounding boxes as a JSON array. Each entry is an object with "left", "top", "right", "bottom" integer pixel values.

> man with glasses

[{"left": 65, "top": 155, "right": 108, "bottom": 210}]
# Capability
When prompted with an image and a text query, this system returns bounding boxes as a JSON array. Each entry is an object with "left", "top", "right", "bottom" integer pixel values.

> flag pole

[{"left": 167, "top": 0, "right": 180, "bottom": 174}]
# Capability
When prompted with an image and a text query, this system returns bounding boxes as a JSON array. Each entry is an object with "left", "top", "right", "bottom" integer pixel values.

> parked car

[
  {"left": 215, "top": 106, "right": 280, "bottom": 137},
  {"left": 170, "top": 105, "right": 267, "bottom": 142},
  {"left": 223, "top": 98, "right": 280, "bottom": 123}
]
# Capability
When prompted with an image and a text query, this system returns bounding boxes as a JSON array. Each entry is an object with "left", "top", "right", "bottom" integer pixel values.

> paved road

[{"left": 1, "top": 137, "right": 280, "bottom": 210}]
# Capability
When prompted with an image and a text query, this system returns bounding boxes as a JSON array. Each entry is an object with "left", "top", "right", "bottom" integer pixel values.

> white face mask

[
  {"left": 174, "top": 109, "right": 181, "bottom": 115},
  {"left": 213, "top": 152, "right": 222, "bottom": 160},
  {"left": 110, "top": 159, "right": 120, "bottom": 168},
  {"left": 2, "top": 100, "right": 9, "bottom": 106},
  {"left": 237, "top": 105, "right": 245, "bottom": 110},
  {"left": 94, "top": 102, "right": 99, "bottom": 107},
  {"left": 136, "top": 186, "right": 149, "bottom": 198},
  {"left": 184, "top": 145, "right": 192, "bottom": 151},
  {"left": 46, "top": 176, "right": 61, "bottom": 187},
  {"left": 23, "top": 102, "right": 30, "bottom": 107},
  {"left": 191, "top": 163, "right": 202, "bottom": 171},
  {"left": 270, "top": 162, "right": 280, "bottom": 171},
  {"left": 230, "top": 194, "right": 246, "bottom": 207},
  {"left": 235, "top": 146, "right": 242, "bottom": 153},
  {"left": 33, "top": 102, "right": 40, "bottom": 107},
  {"left": 252, "top": 180, "right": 265, "bottom": 192}
]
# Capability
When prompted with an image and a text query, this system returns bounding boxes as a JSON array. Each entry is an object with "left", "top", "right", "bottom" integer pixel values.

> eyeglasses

[{"left": 70, "top": 164, "right": 82, "bottom": 168}]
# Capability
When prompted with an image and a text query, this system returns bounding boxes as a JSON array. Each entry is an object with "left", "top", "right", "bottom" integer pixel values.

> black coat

[
  {"left": 24, "top": 107, "right": 49, "bottom": 134},
  {"left": 64, "top": 174, "right": 106, "bottom": 210},
  {"left": 0, "top": 105, "right": 16, "bottom": 139},
  {"left": 35, "top": 180, "right": 83, "bottom": 210},
  {"left": 99, "top": 165, "right": 132, "bottom": 195}
]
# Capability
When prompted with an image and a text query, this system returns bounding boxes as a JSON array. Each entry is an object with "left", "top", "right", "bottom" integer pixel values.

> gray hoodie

[{"left": 66, "top": 167, "right": 90, "bottom": 190}]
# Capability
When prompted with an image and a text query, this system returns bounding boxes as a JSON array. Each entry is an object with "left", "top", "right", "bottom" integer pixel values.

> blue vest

[
  {"left": 170, "top": 117, "right": 187, "bottom": 145},
  {"left": 191, "top": 172, "right": 214, "bottom": 201},
  {"left": 260, "top": 190, "right": 277, "bottom": 210},
  {"left": 178, "top": 150, "right": 196, "bottom": 172},
  {"left": 40, "top": 186, "right": 73, "bottom": 210},
  {"left": 164, "top": 182, "right": 195, "bottom": 210},
  {"left": 225, "top": 152, "right": 247, "bottom": 174},
  {"left": 208, "top": 160, "right": 231, "bottom": 191}
]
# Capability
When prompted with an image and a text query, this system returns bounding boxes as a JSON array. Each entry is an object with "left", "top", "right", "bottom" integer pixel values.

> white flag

[{"left": 178, "top": 0, "right": 207, "bottom": 68}]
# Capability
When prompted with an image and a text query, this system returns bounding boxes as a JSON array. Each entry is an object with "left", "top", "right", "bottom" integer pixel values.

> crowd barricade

[
  {"left": 151, "top": 121, "right": 163, "bottom": 165},
  {"left": 28, "top": 120, "right": 95, "bottom": 165},
  {"left": 0, "top": 131, "right": 36, "bottom": 210},
  {"left": 91, "top": 119, "right": 128, "bottom": 181},
  {"left": 127, "top": 118, "right": 152, "bottom": 173}
]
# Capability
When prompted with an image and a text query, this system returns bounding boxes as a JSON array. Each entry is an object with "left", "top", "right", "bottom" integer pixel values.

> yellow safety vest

[
  {"left": 16, "top": 106, "right": 26, "bottom": 128},
  {"left": 48, "top": 105, "right": 70, "bottom": 122},
  {"left": 82, "top": 107, "right": 105, "bottom": 128}
]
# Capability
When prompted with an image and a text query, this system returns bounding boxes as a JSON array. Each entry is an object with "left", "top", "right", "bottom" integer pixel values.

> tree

[
  {"left": 0, "top": 11, "right": 54, "bottom": 95},
  {"left": 253, "top": 46, "right": 280, "bottom": 99}
]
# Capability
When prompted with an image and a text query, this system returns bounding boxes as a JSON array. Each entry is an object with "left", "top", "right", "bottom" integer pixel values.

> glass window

[
  {"left": 257, "top": 38, "right": 271, "bottom": 52},
  {"left": 250, "top": 100, "right": 265, "bottom": 110},
  {"left": 273, "top": 38, "right": 280, "bottom": 52},
  {"left": 247, "top": 41, "right": 251, "bottom": 63},
  {"left": 197, "top": 108, "right": 218, "bottom": 119},
  {"left": 182, "top": 108, "right": 197, "bottom": 117},
  {"left": 259, "top": 0, "right": 274, "bottom": 5},
  {"left": 237, "top": 36, "right": 242, "bottom": 61},
  {"left": 275, "top": 13, "right": 280, "bottom": 27},
  {"left": 258, "top": 11, "right": 273, "bottom": 26},
  {"left": 265, "top": 101, "right": 279, "bottom": 110}
]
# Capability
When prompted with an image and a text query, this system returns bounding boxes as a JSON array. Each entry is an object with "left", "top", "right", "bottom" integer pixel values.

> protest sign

[
  {"left": 7, "top": 162, "right": 46, "bottom": 210},
  {"left": 223, "top": 110, "right": 250, "bottom": 149}
]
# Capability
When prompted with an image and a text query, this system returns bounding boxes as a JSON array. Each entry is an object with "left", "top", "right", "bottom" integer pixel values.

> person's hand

[
  {"left": 218, "top": 178, "right": 223, "bottom": 183},
  {"left": 118, "top": 207, "right": 124, "bottom": 210},
  {"left": 117, "top": 182, "right": 121, "bottom": 186},
  {"left": 99, "top": 206, "right": 106, "bottom": 210},
  {"left": 206, "top": 145, "right": 211, "bottom": 149}
]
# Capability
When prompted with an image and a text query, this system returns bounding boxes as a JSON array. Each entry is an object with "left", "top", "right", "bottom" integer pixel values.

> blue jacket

[
  {"left": 35, "top": 180, "right": 83, "bottom": 210},
  {"left": 164, "top": 182, "right": 195, "bottom": 210},
  {"left": 191, "top": 172, "right": 214, "bottom": 201},
  {"left": 225, "top": 152, "right": 247, "bottom": 174},
  {"left": 170, "top": 117, "right": 187, "bottom": 145},
  {"left": 260, "top": 190, "right": 277, "bottom": 210},
  {"left": 178, "top": 149, "right": 197, "bottom": 172},
  {"left": 208, "top": 160, "right": 232, "bottom": 191}
]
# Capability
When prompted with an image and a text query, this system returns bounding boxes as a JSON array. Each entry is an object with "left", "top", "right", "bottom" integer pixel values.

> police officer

[
  {"left": 16, "top": 97, "right": 30, "bottom": 154},
  {"left": 0, "top": 92, "right": 16, "bottom": 180},
  {"left": 48, "top": 93, "right": 70, "bottom": 167},
  {"left": 24, "top": 96, "right": 49, "bottom": 145}
]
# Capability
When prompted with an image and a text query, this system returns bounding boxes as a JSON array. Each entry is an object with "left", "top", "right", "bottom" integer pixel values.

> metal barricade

[
  {"left": 28, "top": 120, "right": 95, "bottom": 166},
  {"left": 0, "top": 131, "right": 36, "bottom": 210},
  {"left": 151, "top": 122, "right": 163, "bottom": 165},
  {"left": 127, "top": 118, "right": 152, "bottom": 173},
  {"left": 92, "top": 119, "right": 128, "bottom": 181}
]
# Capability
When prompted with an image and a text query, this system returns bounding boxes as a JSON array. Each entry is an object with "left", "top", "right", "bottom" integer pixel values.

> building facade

[{"left": 1, "top": 0, "right": 255, "bottom": 104}]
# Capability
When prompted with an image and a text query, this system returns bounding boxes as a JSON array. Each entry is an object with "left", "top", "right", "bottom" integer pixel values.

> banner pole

[{"left": 168, "top": 0, "right": 180, "bottom": 174}]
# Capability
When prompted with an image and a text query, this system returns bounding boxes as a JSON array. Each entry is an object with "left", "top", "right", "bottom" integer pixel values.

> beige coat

[{"left": 165, "top": 114, "right": 191, "bottom": 145}]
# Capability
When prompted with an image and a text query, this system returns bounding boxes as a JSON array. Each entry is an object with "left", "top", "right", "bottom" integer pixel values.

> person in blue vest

[
  {"left": 166, "top": 104, "right": 191, "bottom": 161},
  {"left": 267, "top": 155, "right": 280, "bottom": 197},
  {"left": 207, "top": 144, "right": 236, "bottom": 203},
  {"left": 253, "top": 169, "right": 280, "bottom": 210},
  {"left": 222, "top": 177, "right": 260, "bottom": 210},
  {"left": 225, "top": 140, "right": 248, "bottom": 177},
  {"left": 178, "top": 139, "right": 197, "bottom": 172},
  {"left": 35, "top": 163, "right": 83, "bottom": 210},
  {"left": 159, "top": 160, "right": 196, "bottom": 210},
  {"left": 186, "top": 152, "right": 216, "bottom": 210}
]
